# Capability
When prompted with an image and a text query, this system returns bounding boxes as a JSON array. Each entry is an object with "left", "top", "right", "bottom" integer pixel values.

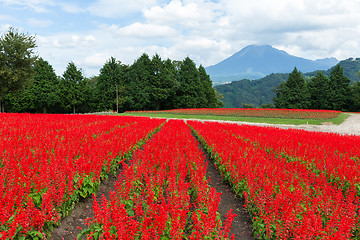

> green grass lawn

[{"left": 120, "top": 112, "right": 350, "bottom": 125}]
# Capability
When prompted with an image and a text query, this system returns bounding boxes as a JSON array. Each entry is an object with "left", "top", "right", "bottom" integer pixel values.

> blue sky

[{"left": 1, "top": 0, "right": 360, "bottom": 77}]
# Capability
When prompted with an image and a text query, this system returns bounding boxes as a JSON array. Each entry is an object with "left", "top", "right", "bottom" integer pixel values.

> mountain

[
  {"left": 215, "top": 58, "right": 360, "bottom": 108},
  {"left": 206, "top": 44, "right": 339, "bottom": 84}
]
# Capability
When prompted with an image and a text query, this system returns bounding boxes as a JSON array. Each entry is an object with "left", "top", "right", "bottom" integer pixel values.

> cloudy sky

[{"left": 1, "top": 0, "right": 360, "bottom": 77}]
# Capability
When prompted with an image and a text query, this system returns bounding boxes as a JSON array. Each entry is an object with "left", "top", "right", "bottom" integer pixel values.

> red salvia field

[
  {"left": 128, "top": 108, "right": 342, "bottom": 119},
  {"left": 0, "top": 110, "right": 359, "bottom": 239}
]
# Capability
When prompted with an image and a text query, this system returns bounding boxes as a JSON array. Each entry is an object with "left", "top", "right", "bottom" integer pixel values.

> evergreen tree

[
  {"left": 198, "top": 65, "right": 221, "bottom": 107},
  {"left": 329, "top": 64, "right": 353, "bottom": 111},
  {"left": 163, "top": 59, "right": 179, "bottom": 109},
  {"left": 351, "top": 81, "right": 360, "bottom": 112},
  {"left": 60, "top": 62, "right": 86, "bottom": 113},
  {"left": 176, "top": 57, "right": 206, "bottom": 108},
  {"left": 125, "top": 53, "right": 153, "bottom": 110},
  {"left": 30, "top": 58, "right": 60, "bottom": 113},
  {"left": 150, "top": 54, "right": 177, "bottom": 110},
  {"left": 308, "top": 71, "right": 330, "bottom": 110},
  {"left": 0, "top": 27, "right": 37, "bottom": 112},
  {"left": 94, "top": 57, "right": 127, "bottom": 112},
  {"left": 273, "top": 81, "right": 288, "bottom": 108},
  {"left": 273, "top": 68, "right": 309, "bottom": 109}
]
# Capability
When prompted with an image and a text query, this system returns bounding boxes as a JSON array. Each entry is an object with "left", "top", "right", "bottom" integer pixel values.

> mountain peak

[
  {"left": 234, "top": 44, "right": 289, "bottom": 59},
  {"left": 206, "top": 45, "right": 339, "bottom": 83}
]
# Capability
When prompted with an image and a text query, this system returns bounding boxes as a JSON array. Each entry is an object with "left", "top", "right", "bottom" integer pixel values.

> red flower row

[
  {"left": 0, "top": 113, "right": 165, "bottom": 239},
  {"left": 83, "top": 120, "right": 236, "bottom": 239},
  {"left": 188, "top": 120, "right": 359, "bottom": 239}
]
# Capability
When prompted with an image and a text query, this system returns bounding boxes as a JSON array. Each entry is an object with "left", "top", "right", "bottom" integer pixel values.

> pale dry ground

[{"left": 184, "top": 113, "right": 360, "bottom": 136}]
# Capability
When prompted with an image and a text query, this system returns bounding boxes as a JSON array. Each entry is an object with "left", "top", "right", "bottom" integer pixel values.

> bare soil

[{"left": 50, "top": 171, "right": 120, "bottom": 240}]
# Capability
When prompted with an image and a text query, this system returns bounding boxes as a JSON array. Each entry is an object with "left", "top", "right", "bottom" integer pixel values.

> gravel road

[
  {"left": 186, "top": 113, "right": 360, "bottom": 136},
  {"left": 251, "top": 113, "right": 360, "bottom": 136}
]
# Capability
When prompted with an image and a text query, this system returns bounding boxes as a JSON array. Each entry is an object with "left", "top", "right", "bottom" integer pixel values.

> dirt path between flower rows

[{"left": 201, "top": 144, "right": 254, "bottom": 240}]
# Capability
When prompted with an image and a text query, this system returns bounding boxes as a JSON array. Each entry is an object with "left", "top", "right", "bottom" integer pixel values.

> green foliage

[
  {"left": 215, "top": 73, "right": 289, "bottom": 108},
  {"left": 351, "top": 81, "right": 360, "bottom": 112},
  {"left": 274, "top": 68, "right": 310, "bottom": 109},
  {"left": 148, "top": 54, "right": 177, "bottom": 110},
  {"left": 308, "top": 71, "right": 331, "bottom": 110},
  {"left": 125, "top": 53, "right": 153, "bottom": 110},
  {"left": 94, "top": 57, "right": 127, "bottom": 112},
  {"left": 328, "top": 64, "right": 353, "bottom": 111},
  {"left": 198, "top": 65, "right": 222, "bottom": 107},
  {"left": 60, "top": 62, "right": 87, "bottom": 113},
  {"left": 216, "top": 58, "right": 360, "bottom": 108},
  {"left": 260, "top": 103, "right": 275, "bottom": 108},
  {"left": 176, "top": 57, "right": 206, "bottom": 108},
  {"left": 0, "top": 27, "right": 37, "bottom": 111}
]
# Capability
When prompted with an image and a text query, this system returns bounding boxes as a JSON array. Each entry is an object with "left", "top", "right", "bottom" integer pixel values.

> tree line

[
  {"left": 0, "top": 28, "right": 223, "bottom": 114},
  {"left": 274, "top": 65, "right": 360, "bottom": 111}
]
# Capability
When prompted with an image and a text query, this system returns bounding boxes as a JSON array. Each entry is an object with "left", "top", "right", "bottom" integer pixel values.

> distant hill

[
  {"left": 206, "top": 44, "right": 339, "bottom": 84},
  {"left": 215, "top": 58, "right": 360, "bottom": 108},
  {"left": 306, "top": 58, "right": 360, "bottom": 83}
]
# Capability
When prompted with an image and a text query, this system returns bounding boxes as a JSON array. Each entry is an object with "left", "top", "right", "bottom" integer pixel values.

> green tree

[
  {"left": 28, "top": 58, "right": 60, "bottom": 113},
  {"left": 273, "top": 81, "right": 288, "bottom": 108},
  {"left": 125, "top": 53, "right": 153, "bottom": 111},
  {"left": 273, "top": 68, "right": 309, "bottom": 109},
  {"left": 94, "top": 57, "right": 127, "bottom": 112},
  {"left": 351, "top": 81, "right": 360, "bottom": 112},
  {"left": 176, "top": 57, "right": 206, "bottom": 108},
  {"left": 329, "top": 64, "right": 353, "bottom": 111},
  {"left": 350, "top": 71, "right": 360, "bottom": 111},
  {"left": 308, "top": 71, "right": 330, "bottom": 110},
  {"left": 60, "top": 62, "right": 86, "bottom": 113},
  {"left": 198, "top": 65, "right": 222, "bottom": 107},
  {"left": 0, "top": 27, "right": 37, "bottom": 112},
  {"left": 149, "top": 54, "right": 177, "bottom": 110}
]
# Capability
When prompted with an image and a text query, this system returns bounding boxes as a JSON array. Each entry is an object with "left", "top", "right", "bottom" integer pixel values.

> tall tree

[
  {"left": 351, "top": 81, "right": 360, "bottom": 112},
  {"left": 125, "top": 53, "right": 153, "bottom": 111},
  {"left": 28, "top": 58, "right": 60, "bottom": 113},
  {"left": 94, "top": 57, "right": 127, "bottom": 112},
  {"left": 308, "top": 71, "right": 330, "bottom": 110},
  {"left": 60, "top": 62, "right": 86, "bottom": 113},
  {"left": 273, "top": 67, "right": 309, "bottom": 109},
  {"left": 329, "top": 64, "right": 353, "bottom": 111},
  {"left": 0, "top": 27, "right": 37, "bottom": 112},
  {"left": 149, "top": 54, "right": 177, "bottom": 110},
  {"left": 176, "top": 57, "right": 206, "bottom": 108},
  {"left": 198, "top": 65, "right": 222, "bottom": 107}
]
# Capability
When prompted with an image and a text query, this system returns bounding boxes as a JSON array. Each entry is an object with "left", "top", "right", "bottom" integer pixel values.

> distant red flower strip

[{"left": 130, "top": 108, "right": 341, "bottom": 119}]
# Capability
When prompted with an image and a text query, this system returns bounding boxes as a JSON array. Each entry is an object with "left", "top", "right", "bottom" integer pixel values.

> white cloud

[
  {"left": 0, "top": 24, "right": 12, "bottom": 32},
  {"left": 38, "top": 33, "right": 97, "bottom": 49},
  {"left": 144, "top": 0, "right": 219, "bottom": 29},
  {"left": 0, "top": 0, "right": 55, "bottom": 13},
  {"left": 87, "top": 0, "right": 158, "bottom": 18},
  {"left": 28, "top": 18, "right": 53, "bottom": 28},
  {"left": 59, "top": 2, "right": 85, "bottom": 14},
  {"left": 106, "top": 23, "right": 178, "bottom": 39}
]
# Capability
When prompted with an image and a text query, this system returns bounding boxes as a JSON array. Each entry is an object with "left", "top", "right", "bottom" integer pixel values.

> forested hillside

[{"left": 215, "top": 58, "right": 360, "bottom": 108}]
